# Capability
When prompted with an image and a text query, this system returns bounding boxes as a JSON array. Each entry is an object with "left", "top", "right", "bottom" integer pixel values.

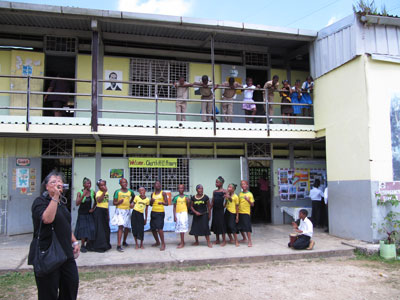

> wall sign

[
  {"left": 129, "top": 158, "right": 178, "bottom": 168},
  {"left": 16, "top": 158, "right": 30, "bottom": 166}
]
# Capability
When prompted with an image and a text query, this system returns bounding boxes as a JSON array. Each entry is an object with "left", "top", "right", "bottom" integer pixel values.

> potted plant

[{"left": 374, "top": 192, "right": 400, "bottom": 259}]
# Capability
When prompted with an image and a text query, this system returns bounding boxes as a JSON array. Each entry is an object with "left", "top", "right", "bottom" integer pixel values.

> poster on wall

[
  {"left": 16, "top": 168, "right": 29, "bottom": 188},
  {"left": 104, "top": 70, "right": 122, "bottom": 91},
  {"left": 391, "top": 92, "right": 400, "bottom": 180},
  {"left": 278, "top": 168, "right": 326, "bottom": 201},
  {"left": 110, "top": 169, "right": 124, "bottom": 178}
]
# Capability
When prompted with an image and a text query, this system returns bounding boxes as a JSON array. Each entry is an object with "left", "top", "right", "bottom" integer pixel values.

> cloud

[
  {"left": 118, "top": 0, "right": 193, "bottom": 16},
  {"left": 326, "top": 16, "right": 338, "bottom": 26}
]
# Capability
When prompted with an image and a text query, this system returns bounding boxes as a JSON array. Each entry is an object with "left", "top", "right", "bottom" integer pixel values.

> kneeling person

[{"left": 290, "top": 209, "right": 315, "bottom": 250}]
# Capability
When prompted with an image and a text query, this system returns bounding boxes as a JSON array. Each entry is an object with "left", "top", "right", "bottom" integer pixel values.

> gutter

[{"left": 361, "top": 15, "right": 400, "bottom": 27}]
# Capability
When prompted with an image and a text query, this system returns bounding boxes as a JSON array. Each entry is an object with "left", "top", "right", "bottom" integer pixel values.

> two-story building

[{"left": 0, "top": 1, "right": 398, "bottom": 243}]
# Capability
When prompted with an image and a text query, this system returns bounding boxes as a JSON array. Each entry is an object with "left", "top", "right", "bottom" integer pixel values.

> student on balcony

[
  {"left": 218, "top": 77, "right": 242, "bottom": 123},
  {"left": 263, "top": 75, "right": 280, "bottom": 123},
  {"left": 301, "top": 76, "right": 314, "bottom": 117},
  {"left": 44, "top": 74, "right": 71, "bottom": 117},
  {"left": 193, "top": 75, "right": 213, "bottom": 122},
  {"left": 173, "top": 76, "right": 193, "bottom": 122},
  {"left": 280, "top": 80, "right": 294, "bottom": 124}
]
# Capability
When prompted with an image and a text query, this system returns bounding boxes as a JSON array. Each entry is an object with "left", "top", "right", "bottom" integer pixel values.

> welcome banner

[{"left": 128, "top": 157, "right": 178, "bottom": 168}]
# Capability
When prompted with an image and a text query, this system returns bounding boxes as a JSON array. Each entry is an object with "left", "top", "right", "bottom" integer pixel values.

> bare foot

[
  {"left": 140, "top": 246, "right": 145, "bottom": 249},
  {"left": 135, "top": 245, "right": 139, "bottom": 249},
  {"left": 248, "top": 241, "right": 253, "bottom": 247},
  {"left": 212, "top": 240, "right": 220, "bottom": 245},
  {"left": 207, "top": 242, "right": 213, "bottom": 248},
  {"left": 220, "top": 241, "right": 226, "bottom": 247},
  {"left": 239, "top": 239, "right": 247, "bottom": 244},
  {"left": 177, "top": 243, "right": 184, "bottom": 249},
  {"left": 160, "top": 244, "right": 166, "bottom": 251},
  {"left": 228, "top": 240, "right": 234, "bottom": 244},
  {"left": 235, "top": 242, "right": 240, "bottom": 247},
  {"left": 192, "top": 242, "right": 199, "bottom": 246},
  {"left": 152, "top": 243, "right": 160, "bottom": 247}
]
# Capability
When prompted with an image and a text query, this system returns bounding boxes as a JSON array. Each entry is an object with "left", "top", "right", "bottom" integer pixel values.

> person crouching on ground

[
  {"left": 130, "top": 187, "right": 150, "bottom": 249},
  {"left": 289, "top": 209, "right": 315, "bottom": 250},
  {"left": 150, "top": 181, "right": 168, "bottom": 251},
  {"left": 111, "top": 178, "right": 135, "bottom": 252},
  {"left": 173, "top": 184, "right": 190, "bottom": 248}
]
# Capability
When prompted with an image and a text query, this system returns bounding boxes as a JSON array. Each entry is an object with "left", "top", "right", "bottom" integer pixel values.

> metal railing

[{"left": 0, "top": 74, "right": 313, "bottom": 135}]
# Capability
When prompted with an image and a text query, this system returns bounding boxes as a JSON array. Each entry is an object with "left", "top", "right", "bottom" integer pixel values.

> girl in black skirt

[
  {"left": 211, "top": 176, "right": 227, "bottom": 246},
  {"left": 74, "top": 177, "right": 96, "bottom": 253},
  {"left": 87, "top": 179, "right": 112, "bottom": 252},
  {"left": 130, "top": 187, "right": 150, "bottom": 249},
  {"left": 189, "top": 184, "right": 212, "bottom": 248},
  {"left": 224, "top": 183, "right": 240, "bottom": 247}
]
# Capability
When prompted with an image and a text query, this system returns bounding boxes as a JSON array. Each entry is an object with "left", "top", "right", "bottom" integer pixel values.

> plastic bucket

[{"left": 380, "top": 240, "right": 397, "bottom": 259}]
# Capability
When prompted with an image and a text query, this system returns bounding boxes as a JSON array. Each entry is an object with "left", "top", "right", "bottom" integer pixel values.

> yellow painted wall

[
  {"left": 314, "top": 55, "right": 370, "bottom": 181},
  {"left": 0, "top": 138, "right": 41, "bottom": 157},
  {"left": 10, "top": 50, "right": 44, "bottom": 116},
  {"left": 365, "top": 57, "right": 400, "bottom": 181},
  {"left": 0, "top": 50, "right": 11, "bottom": 90},
  {"left": 76, "top": 54, "right": 92, "bottom": 94}
]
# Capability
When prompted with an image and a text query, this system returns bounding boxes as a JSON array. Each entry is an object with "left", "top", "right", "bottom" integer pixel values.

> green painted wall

[
  {"left": 100, "top": 158, "right": 130, "bottom": 197},
  {"left": 189, "top": 158, "right": 240, "bottom": 196}
]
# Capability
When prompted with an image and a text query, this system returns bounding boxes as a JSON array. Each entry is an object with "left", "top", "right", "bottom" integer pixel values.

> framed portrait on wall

[{"left": 104, "top": 70, "right": 123, "bottom": 91}]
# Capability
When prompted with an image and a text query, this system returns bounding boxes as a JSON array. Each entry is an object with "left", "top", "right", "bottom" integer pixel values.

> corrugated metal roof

[{"left": 310, "top": 13, "right": 400, "bottom": 78}]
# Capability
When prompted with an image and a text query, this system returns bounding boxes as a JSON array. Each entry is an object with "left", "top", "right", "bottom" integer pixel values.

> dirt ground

[{"left": 4, "top": 257, "right": 400, "bottom": 300}]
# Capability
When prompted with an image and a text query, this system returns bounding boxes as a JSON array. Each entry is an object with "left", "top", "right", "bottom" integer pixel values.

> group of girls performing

[{"left": 73, "top": 176, "right": 255, "bottom": 253}]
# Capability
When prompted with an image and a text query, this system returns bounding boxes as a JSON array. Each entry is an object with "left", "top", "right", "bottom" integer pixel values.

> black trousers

[
  {"left": 311, "top": 200, "right": 322, "bottom": 227},
  {"left": 35, "top": 257, "right": 79, "bottom": 300},
  {"left": 292, "top": 234, "right": 311, "bottom": 250}
]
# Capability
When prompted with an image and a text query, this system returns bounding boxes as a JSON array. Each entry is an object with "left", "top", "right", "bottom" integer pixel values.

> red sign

[
  {"left": 16, "top": 158, "right": 30, "bottom": 166},
  {"left": 378, "top": 182, "right": 400, "bottom": 200}
]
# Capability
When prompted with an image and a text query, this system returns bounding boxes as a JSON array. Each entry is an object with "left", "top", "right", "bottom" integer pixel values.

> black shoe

[
  {"left": 123, "top": 242, "right": 129, "bottom": 247},
  {"left": 81, "top": 246, "right": 87, "bottom": 253},
  {"left": 117, "top": 246, "right": 124, "bottom": 252}
]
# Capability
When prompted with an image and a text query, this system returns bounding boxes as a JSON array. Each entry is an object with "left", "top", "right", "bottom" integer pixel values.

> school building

[{"left": 0, "top": 2, "right": 398, "bottom": 243}]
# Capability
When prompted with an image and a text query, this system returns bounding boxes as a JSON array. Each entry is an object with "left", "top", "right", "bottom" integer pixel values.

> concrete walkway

[{"left": 0, "top": 225, "right": 355, "bottom": 272}]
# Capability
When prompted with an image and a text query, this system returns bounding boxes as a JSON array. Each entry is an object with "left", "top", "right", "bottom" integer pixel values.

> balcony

[{"left": 0, "top": 75, "right": 315, "bottom": 141}]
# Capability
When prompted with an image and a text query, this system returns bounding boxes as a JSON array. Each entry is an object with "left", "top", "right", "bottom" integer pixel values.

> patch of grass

[
  {"left": 353, "top": 249, "right": 400, "bottom": 266},
  {"left": 0, "top": 271, "right": 36, "bottom": 299}
]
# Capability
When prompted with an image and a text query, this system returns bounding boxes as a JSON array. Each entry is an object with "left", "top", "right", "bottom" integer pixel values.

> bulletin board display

[{"left": 278, "top": 168, "right": 326, "bottom": 201}]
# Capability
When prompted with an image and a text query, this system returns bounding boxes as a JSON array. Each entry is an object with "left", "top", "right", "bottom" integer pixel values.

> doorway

[
  {"left": 249, "top": 160, "right": 272, "bottom": 223},
  {"left": 41, "top": 158, "right": 73, "bottom": 210},
  {"left": 44, "top": 55, "right": 76, "bottom": 117},
  {"left": 246, "top": 69, "right": 269, "bottom": 123}
]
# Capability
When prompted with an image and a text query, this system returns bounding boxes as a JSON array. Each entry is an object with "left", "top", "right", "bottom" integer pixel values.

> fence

[{"left": 0, "top": 75, "right": 313, "bottom": 135}]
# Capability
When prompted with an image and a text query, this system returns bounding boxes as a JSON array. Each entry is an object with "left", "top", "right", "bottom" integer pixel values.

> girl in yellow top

[
  {"left": 111, "top": 178, "right": 135, "bottom": 252},
  {"left": 173, "top": 184, "right": 190, "bottom": 248},
  {"left": 130, "top": 187, "right": 150, "bottom": 249},
  {"left": 150, "top": 181, "right": 168, "bottom": 251},
  {"left": 86, "top": 179, "right": 112, "bottom": 253},
  {"left": 238, "top": 180, "right": 255, "bottom": 247},
  {"left": 224, "top": 183, "right": 240, "bottom": 247}
]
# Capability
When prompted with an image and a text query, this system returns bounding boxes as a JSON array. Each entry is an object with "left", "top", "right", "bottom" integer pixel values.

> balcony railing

[{"left": 0, "top": 75, "right": 314, "bottom": 136}]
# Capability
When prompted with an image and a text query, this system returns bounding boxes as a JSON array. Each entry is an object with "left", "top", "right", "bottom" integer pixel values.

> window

[
  {"left": 44, "top": 36, "right": 77, "bottom": 54},
  {"left": 42, "top": 139, "right": 73, "bottom": 157},
  {"left": 129, "top": 158, "right": 189, "bottom": 192},
  {"left": 130, "top": 58, "right": 188, "bottom": 98},
  {"left": 245, "top": 52, "right": 270, "bottom": 67}
]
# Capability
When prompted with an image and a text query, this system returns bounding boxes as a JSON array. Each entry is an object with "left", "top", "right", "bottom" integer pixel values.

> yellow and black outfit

[
  {"left": 111, "top": 189, "right": 135, "bottom": 228},
  {"left": 224, "top": 193, "right": 239, "bottom": 234},
  {"left": 189, "top": 194, "right": 211, "bottom": 236},
  {"left": 86, "top": 191, "right": 111, "bottom": 252},
  {"left": 238, "top": 191, "right": 255, "bottom": 233},
  {"left": 150, "top": 191, "right": 166, "bottom": 230},
  {"left": 131, "top": 195, "right": 150, "bottom": 241}
]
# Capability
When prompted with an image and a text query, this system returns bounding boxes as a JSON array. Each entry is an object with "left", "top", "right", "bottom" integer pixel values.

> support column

[
  {"left": 289, "top": 143, "right": 294, "bottom": 169},
  {"left": 91, "top": 20, "right": 99, "bottom": 132},
  {"left": 211, "top": 33, "right": 216, "bottom": 136}
]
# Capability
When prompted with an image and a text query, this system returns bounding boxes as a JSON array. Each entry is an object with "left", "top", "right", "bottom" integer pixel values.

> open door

[{"left": 240, "top": 156, "right": 249, "bottom": 182}]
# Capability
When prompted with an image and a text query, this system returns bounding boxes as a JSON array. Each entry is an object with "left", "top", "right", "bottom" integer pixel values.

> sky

[{"left": 7, "top": 0, "right": 400, "bottom": 30}]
